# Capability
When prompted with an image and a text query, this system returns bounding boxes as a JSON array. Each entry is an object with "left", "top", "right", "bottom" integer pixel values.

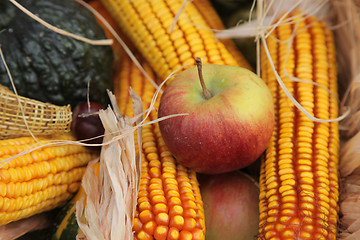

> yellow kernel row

[
  {"left": 0, "top": 189, "right": 72, "bottom": 225},
  {"left": 0, "top": 167, "right": 85, "bottom": 198}
]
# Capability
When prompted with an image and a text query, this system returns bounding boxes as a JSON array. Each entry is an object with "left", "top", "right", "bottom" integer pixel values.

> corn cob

[
  {"left": 0, "top": 133, "right": 97, "bottom": 226},
  {"left": 115, "top": 54, "right": 205, "bottom": 240},
  {"left": 100, "top": 0, "right": 250, "bottom": 84},
  {"left": 258, "top": 11, "right": 339, "bottom": 240},
  {"left": 191, "top": 0, "right": 251, "bottom": 69},
  {"left": 88, "top": 0, "right": 130, "bottom": 63},
  {"left": 115, "top": 54, "right": 156, "bottom": 117}
]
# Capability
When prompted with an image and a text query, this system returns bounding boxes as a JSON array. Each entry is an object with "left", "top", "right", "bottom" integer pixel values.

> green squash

[
  {"left": 51, "top": 187, "right": 84, "bottom": 240},
  {"left": 18, "top": 186, "right": 86, "bottom": 240},
  {"left": 0, "top": 0, "right": 113, "bottom": 107}
]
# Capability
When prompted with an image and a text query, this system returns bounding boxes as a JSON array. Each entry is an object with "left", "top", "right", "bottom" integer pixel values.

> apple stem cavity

[{"left": 195, "top": 57, "right": 212, "bottom": 100}]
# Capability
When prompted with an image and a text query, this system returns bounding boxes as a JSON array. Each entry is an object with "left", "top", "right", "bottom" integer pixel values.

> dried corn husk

[
  {"left": 76, "top": 89, "right": 142, "bottom": 240},
  {"left": 0, "top": 84, "right": 72, "bottom": 139},
  {"left": 331, "top": 0, "right": 360, "bottom": 239},
  {"left": 0, "top": 212, "right": 51, "bottom": 240}
]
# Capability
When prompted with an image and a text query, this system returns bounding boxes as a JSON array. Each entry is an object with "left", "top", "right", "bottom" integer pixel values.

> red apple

[
  {"left": 199, "top": 171, "right": 259, "bottom": 240},
  {"left": 158, "top": 58, "right": 274, "bottom": 174}
]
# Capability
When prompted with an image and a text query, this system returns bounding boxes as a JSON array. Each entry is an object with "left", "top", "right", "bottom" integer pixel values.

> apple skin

[
  {"left": 198, "top": 171, "right": 259, "bottom": 240},
  {"left": 158, "top": 64, "right": 274, "bottom": 174}
]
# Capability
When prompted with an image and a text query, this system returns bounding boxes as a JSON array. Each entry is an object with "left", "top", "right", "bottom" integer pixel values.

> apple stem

[{"left": 195, "top": 57, "right": 212, "bottom": 100}]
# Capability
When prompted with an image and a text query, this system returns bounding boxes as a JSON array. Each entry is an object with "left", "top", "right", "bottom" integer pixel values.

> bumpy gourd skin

[{"left": 0, "top": 0, "right": 113, "bottom": 107}]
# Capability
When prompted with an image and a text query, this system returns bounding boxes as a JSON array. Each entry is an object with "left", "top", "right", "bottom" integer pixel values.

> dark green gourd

[{"left": 0, "top": 0, "right": 113, "bottom": 107}]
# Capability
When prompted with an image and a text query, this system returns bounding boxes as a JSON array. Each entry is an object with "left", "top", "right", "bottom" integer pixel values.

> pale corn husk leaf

[
  {"left": 350, "top": 166, "right": 360, "bottom": 176},
  {"left": 330, "top": 0, "right": 360, "bottom": 238},
  {"left": 0, "top": 85, "right": 72, "bottom": 139},
  {"left": 76, "top": 90, "right": 142, "bottom": 240},
  {"left": 340, "top": 197, "right": 360, "bottom": 223},
  {"left": 348, "top": 217, "right": 360, "bottom": 234},
  {"left": 0, "top": 213, "right": 51, "bottom": 240},
  {"left": 333, "top": 0, "right": 360, "bottom": 138},
  {"left": 340, "top": 131, "right": 360, "bottom": 177},
  {"left": 215, "top": 0, "right": 333, "bottom": 40},
  {"left": 340, "top": 176, "right": 360, "bottom": 199},
  {"left": 339, "top": 231, "right": 360, "bottom": 240}
]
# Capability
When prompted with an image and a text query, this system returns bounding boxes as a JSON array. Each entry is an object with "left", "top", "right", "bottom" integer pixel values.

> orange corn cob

[
  {"left": 115, "top": 54, "right": 205, "bottom": 240},
  {"left": 258, "top": 10, "right": 339, "bottom": 240}
]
